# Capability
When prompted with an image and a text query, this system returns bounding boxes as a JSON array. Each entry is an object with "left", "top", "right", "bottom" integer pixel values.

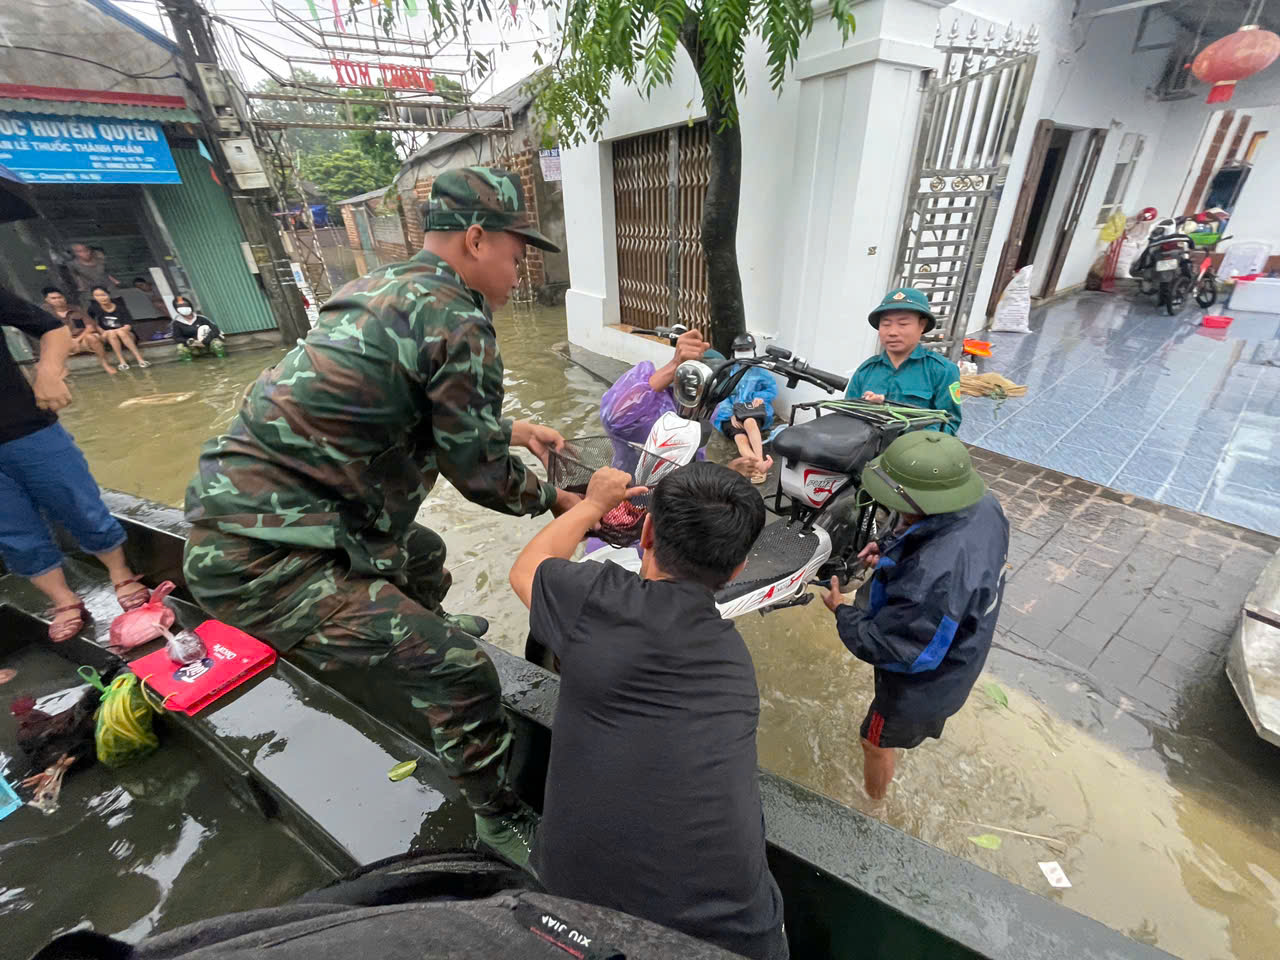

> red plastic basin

[{"left": 1201, "top": 315, "right": 1233, "bottom": 328}]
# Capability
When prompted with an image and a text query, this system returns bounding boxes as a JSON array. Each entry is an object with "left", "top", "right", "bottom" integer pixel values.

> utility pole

[{"left": 160, "top": 0, "right": 311, "bottom": 344}]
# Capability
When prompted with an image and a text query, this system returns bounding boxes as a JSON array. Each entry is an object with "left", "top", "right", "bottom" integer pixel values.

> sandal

[
  {"left": 138, "top": 359, "right": 151, "bottom": 368},
  {"left": 48, "top": 602, "right": 88, "bottom": 643},
  {"left": 113, "top": 576, "right": 150, "bottom": 612},
  {"left": 117, "top": 361, "right": 129, "bottom": 370}
]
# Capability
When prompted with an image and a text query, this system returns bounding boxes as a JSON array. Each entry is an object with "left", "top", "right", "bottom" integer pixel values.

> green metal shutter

[{"left": 147, "top": 147, "right": 277, "bottom": 334}]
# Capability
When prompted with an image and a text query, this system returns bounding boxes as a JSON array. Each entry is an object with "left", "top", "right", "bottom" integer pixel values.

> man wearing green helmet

[
  {"left": 845, "top": 287, "right": 962, "bottom": 435},
  {"left": 821, "top": 431, "right": 1008, "bottom": 799}
]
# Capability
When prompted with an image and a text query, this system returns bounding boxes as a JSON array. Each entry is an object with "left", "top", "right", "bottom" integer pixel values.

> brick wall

[
  {"left": 340, "top": 204, "right": 361, "bottom": 248},
  {"left": 397, "top": 155, "right": 550, "bottom": 292},
  {"left": 509, "top": 148, "right": 545, "bottom": 290}
]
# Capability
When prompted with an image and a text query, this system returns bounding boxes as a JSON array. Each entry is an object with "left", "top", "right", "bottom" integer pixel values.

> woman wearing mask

[
  {"left": 87, "top": 286, "right": 149, "bottom": 369},
  {"left": 170, "top": 296, "right": 226, "bottom": 361}
]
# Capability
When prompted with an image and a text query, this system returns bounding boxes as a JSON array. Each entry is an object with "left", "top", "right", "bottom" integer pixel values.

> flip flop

[
  {"left": 113, "top": 576, "right": 150, "bottom": 612},
  {"left": 48, "top": 601, "right": 88, "bottom": 643}
]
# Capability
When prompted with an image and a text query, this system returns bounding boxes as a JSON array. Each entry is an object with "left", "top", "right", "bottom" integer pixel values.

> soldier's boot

[
  {"left": 211, "top": 338, "right": 227, "bottom": 358},
  {"left": 444, "top": 613, "right": 489, "bottom": 638},
  {"left": 475, "top": 801, "right": 539, "bottom": 873},
  {"left": 176, "top": 343, "right": 193, "bottom": 363}
]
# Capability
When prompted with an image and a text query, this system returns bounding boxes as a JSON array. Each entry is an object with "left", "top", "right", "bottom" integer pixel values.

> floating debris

[
  {"left": 118, "top": 392, "right": 195, "bottom": 409},
  {"left": 968, "top": 833, "right": 1003, "bottom": 850},
  {"left": 1039, "top": 860, "right": 1072, "bottom": 888},
  {"left": 387, "top": 759, "right": 418, "bottom": 782}
]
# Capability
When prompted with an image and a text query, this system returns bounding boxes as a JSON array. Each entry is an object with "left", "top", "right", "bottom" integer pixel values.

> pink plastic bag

[{"left": 108, "top": 581, "right": 175, "bottom": 652}]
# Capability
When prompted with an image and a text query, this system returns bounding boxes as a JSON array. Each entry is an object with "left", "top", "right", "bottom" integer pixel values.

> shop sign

[
  {"left": 330, "top": 58, "right": 435, "bottom": 92},
  {"left": 0, "top": 111, "right": 181, "bottom": 185}
]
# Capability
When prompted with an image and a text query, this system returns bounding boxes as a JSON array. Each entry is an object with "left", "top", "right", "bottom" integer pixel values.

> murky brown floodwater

[{"left": 58, "top": 303, "right": 1280, "bottom": 959}]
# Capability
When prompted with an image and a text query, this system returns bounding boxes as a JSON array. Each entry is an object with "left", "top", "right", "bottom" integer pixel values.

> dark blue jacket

[{"left": 835, "top": 493, "right": 1009, "bottom": 721}]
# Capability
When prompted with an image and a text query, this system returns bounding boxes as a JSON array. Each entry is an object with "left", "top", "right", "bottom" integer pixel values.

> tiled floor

[{"left": 959, "top": 291, "right": 1280, "bottom": 536}]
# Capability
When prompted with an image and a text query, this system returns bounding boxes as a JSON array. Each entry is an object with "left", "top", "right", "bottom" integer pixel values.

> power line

[{"left": 1, "top": 46, "right": 180, "bottom": 80}]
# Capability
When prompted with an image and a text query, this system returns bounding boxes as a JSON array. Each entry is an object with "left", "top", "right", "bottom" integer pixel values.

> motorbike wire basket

[{"left": 546, "top": 436, "right": 680, "bottom": 547}]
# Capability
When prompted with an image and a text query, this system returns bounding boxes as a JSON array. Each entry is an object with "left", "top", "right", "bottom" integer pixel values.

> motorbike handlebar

[{"left": 805, "top": 366, "right": 853, "bottom": 392}]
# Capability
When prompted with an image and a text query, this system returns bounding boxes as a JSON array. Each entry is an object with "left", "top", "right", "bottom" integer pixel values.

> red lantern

[{"left": 1192, "top": 25, "right": 1280, "bottom": 104}]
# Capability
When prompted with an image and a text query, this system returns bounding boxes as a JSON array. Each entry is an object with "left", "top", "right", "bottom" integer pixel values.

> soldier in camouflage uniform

[{"left": 183, "top": 167, "right": 573, "bottom": 867}]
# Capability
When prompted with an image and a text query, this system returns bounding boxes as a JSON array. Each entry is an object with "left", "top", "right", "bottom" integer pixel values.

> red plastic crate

[{"left": 1201, "top": 315, "right": 1233, "bottom": 329}]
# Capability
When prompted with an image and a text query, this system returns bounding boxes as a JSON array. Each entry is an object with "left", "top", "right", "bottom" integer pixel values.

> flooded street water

[{"left": 55, "top": 304, "right": 1280, "bottom": 959}]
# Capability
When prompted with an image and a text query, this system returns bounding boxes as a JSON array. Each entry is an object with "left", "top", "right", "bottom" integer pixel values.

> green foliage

[
  {"left": 252, "top": 71, "right": 350, "bottom": 156},
  {"left": 351, "top": 0, "right": 856, "bottom": 142},
  {"left": 300, "top": 148, "right": 395, "bottom": 202}
]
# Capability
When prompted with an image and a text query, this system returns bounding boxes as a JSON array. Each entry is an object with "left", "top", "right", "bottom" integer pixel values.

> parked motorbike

[{"left": 1130, "top": 217, "right": 1226, "bottom": 315}]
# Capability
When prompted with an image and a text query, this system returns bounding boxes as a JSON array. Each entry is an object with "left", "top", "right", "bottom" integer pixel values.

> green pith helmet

[
  {"left": 424, "top": 166, "right": 561, "bottom": 252},
  {"left": 868, "top": 287, "right": 937, "bottom": 333},
  {"left": 861, "top": 431, "right": 986, "bottom": 515}
]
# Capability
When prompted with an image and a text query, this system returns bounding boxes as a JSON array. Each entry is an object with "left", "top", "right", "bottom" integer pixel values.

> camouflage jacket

[{"left": 184, "top": 251, "right": 556, "bottom": 580}]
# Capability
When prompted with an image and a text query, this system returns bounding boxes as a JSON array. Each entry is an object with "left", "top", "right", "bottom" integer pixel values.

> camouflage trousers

[{"left": 183, "top": 523, "right": 516, "bottom": 816}]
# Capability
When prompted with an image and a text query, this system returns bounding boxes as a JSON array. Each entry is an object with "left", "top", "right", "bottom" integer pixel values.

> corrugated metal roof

[
  {"left": 336, "top": 186, "right": 390, "bottom": 205},
  {"left": 401, "top": 73, "right": 536, "bottom": 167},
  {"left": 0, "top": 98, "right": 199, "bottom": 123}
]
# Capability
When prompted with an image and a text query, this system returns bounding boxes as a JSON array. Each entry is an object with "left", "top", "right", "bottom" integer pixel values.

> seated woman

[
  {"left": 170, "top": 296, "right": 226, "bottom": 361},
  {"left": 87, "top": 285, "right": 149, "bottom": 370},
  {"left": 599, "top": 328, "right": 718, "bottom": 449},
  {"left": 41, "top": 286, "right": 115, "bottom": 376},
  {"left": 711, "top": 334, "right": 777, "bottom": 484}
]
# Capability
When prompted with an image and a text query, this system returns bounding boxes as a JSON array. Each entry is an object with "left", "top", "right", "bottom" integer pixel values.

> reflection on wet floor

[
  {"left": 958, "top": 292, "right": 1280, "bottom": 536},
  {"left": 55, "top": 301, "right": 1280, "bottom": 959}
]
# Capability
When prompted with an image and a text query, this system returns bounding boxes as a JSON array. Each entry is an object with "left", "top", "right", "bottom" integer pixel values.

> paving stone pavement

[{"left": 969, "top": 446, "right": 1277, "bottom": 716}]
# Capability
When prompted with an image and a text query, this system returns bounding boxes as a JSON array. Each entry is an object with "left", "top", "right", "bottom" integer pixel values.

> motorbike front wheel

[{"left": 1196, "top": 276, "right": 1218, "bottom": 309}]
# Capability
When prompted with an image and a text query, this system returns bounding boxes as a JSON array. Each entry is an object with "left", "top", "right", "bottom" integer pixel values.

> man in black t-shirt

[{"left": 509, "top": 462, "right": 787, "bottom": 960}]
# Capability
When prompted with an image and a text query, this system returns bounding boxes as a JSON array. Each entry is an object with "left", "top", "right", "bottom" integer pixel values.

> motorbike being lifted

[{"left": 544, "top": 328, "right": 952, "bottom": 625}]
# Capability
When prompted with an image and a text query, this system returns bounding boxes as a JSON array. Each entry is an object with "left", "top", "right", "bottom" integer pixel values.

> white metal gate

[{"left": 892, "top": 22, "right": 1039, "bottom": 358}]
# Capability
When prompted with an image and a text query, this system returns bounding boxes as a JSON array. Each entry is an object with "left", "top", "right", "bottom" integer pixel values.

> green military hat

[
  {"left": 424, "top": 166, "right": 561, "bottom": 252},
  {"left": 868, "top": 286, "right": 936, "bottom": 333},
  {"left": 861, "top": 431, "right": 985, "bottom": 515}
]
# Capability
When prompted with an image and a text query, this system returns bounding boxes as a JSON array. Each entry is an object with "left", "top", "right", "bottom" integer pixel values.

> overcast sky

[{"left": 111, "top": 0, "right": 551, "bottom": 99}]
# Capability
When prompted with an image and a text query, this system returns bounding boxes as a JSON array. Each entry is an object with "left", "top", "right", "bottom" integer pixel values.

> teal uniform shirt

[{"left": 845, "top": 345, "right": 962, "bottom": 435}]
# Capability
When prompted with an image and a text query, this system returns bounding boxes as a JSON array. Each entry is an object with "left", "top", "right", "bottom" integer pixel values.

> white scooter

[{"left": 581, "top": 328, "right": 952, "bottom": 618}]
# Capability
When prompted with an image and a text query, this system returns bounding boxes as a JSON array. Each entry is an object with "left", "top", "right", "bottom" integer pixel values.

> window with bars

[{"left": 1095, "top": 133, "right": 1146, "bottom": 226}]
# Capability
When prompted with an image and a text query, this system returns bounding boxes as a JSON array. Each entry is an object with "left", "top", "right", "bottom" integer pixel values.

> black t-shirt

[
  {"left": 529, "top": 558, "right": 783, "bottom": 959},
  {"left": 88, "top": 298, "right": 133, "bottom": 330},
  {"left": 1, "top": 286, "right": 62, "bottom": 444}
]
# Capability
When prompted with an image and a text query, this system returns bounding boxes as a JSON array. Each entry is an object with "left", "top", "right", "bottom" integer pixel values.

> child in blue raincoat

[{"left": 712, "top": 334, "right": 777, "bottom": 483}]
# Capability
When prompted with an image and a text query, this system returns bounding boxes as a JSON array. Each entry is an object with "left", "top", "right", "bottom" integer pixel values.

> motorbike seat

[
  {"left": 771, "top": 412, "right": 882, "bottom": 474},
  {"left": 715, "top": 521, "right": 820, "bottom": 604}
]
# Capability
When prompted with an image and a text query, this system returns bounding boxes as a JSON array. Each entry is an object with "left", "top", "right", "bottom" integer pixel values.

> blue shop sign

[{"left": 0, "top": 111, "right": 181, "bottom": 185}]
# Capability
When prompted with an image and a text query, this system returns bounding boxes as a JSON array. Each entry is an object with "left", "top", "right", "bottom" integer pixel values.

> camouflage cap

[{"left": 424, "top": 166, "right": 561, "bottom": 253}]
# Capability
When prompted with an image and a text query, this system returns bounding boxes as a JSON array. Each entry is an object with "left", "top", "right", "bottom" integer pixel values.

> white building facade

[{"left": 560, "top": 0, "right": 1280, "bottom": 388}]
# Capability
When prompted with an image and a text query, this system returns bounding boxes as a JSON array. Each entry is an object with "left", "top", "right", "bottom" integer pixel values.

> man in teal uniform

[
  {"left": 846, "top": 287, "right": 962, "bottom": 435},
  {"left": 183, "top": 167, "right": 573, "bottom": 868}
]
